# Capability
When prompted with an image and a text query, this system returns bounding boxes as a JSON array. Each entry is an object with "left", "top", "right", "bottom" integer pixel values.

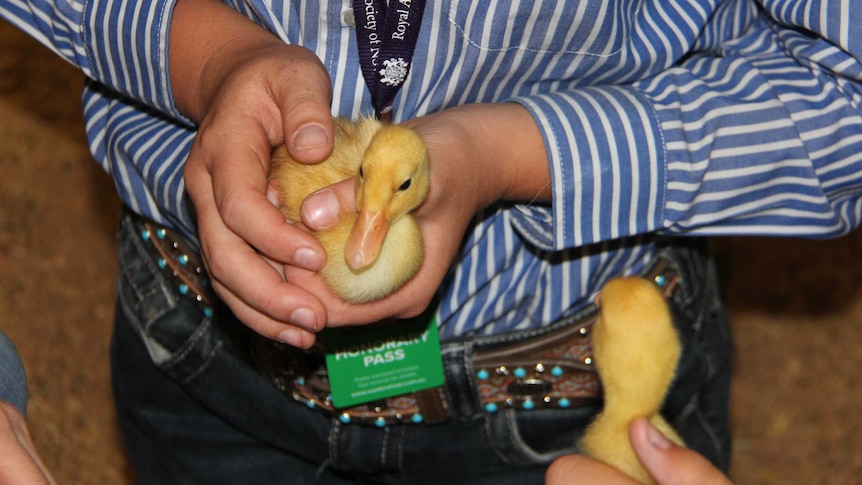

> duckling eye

[
  {"left": 359, "top": 166, "right": 364, "bottom": 179},
  {"left": 398, "top": 178, "right": 412, "bottom": 191}
]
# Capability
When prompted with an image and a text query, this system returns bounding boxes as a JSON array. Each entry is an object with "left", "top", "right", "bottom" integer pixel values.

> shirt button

[{"left": 342, "top": 8, "right": 356, "bottom": 27}]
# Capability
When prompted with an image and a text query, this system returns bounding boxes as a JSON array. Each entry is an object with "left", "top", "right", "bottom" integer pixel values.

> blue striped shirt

[{"left": 3, "top": 0, "right": 861, "bottom": 339}]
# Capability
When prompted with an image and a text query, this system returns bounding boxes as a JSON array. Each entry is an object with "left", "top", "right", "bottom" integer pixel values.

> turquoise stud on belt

[{"left": 139, "top": 217, "right": 216, "bottom": 318}]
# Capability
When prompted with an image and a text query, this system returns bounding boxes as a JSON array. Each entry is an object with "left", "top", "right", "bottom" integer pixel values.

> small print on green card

[{"left": 321, "top": 312, "right": 444, "bottom": 409}]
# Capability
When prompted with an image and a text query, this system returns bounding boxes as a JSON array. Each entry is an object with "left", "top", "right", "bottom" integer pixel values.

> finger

[
  {"left": 274, "top": 47, "right": 335, "bottom": 164},
  {"left": 203, "top": 139, "right": 326, "bottom": 271},
  {"left": 201, "top": 236, "right": 322, "bottom": 329},
  {"left": 209, "top": 276, "right": 318, "bottom": 349},
  {"left": 283, "top": 261, "right": 438, "bottom": 327},
  {"left": 0, "top": 402, "right": 56, "bottom": 485},
  {"left": 545, "top": 453, "right": 640, "bottom": 485},
  {"left": 185, "top": 160, "right": 327, "bottom": 337},
  {"left": 301, "top": 178, "right": 356, "bottom": 231},
  {"left": 196, "top": 201, "right": 326, "bottom": 335},
  {"left": 629, "top": 418, "right": 733, "bottom": 485}
]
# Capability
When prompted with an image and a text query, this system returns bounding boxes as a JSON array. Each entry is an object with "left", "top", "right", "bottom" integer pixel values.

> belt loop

[{"left": 415, "top": 388, "right": 449, "bottom": 424}]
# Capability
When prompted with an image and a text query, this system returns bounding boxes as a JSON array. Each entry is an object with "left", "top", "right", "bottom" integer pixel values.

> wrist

[
  {"left": 447, "top": 103, "right": 551, "bottom": 208},
  {"left": 168, "top": 0, "right": 285, "bottom": 122},
  {"left": 406, "top": 103, "right": 551, "bottom": 221}
]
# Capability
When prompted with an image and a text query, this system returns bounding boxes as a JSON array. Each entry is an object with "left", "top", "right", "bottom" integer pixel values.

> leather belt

[
  {"left": 250, "top": 259, "right": 680, "bottom": 427},
  {"left": 134, "top": 213, "right": 216, "bottom": 317},
  {"left": 130, "top": 213, "right": 681, "bottom": 427}
]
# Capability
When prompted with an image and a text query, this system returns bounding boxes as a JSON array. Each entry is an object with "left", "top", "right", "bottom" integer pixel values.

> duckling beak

[{"left": 344, "top": 208, "right": 389, "bottom": 271}]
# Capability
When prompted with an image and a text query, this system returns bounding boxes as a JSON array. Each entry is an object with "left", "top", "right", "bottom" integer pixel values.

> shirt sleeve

[
  {"left": 1, "top": 0, "right": 184, "bottom": 120},
  {"left": 508, "top": 1, "right": 862, "bottom": 251}
]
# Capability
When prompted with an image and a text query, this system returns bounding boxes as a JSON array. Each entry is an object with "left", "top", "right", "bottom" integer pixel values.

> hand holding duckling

[
  {"left": 176, "top": 2, "right": 553, "bottom": 342},
  {"left": 178, "top": 20, "right": 336, "bottom": 348},
  {"left": 283, "top": 103, "right": 552, "bottom": 327},
  {"left": 188, "top": 64, "right": 554, "bottom": 339}
]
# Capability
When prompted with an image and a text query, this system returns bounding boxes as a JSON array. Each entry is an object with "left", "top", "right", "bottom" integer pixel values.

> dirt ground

[{"left": 2, "top": 19, "right": 862, "bottom": 484}]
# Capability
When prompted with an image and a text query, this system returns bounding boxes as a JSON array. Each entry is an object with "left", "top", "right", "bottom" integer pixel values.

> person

[
  {"left": 0, "top": 331, "right": 56, "bottom": 484},
  {"left": 1, "top": 0, "right": 860, "bottom": 483}
]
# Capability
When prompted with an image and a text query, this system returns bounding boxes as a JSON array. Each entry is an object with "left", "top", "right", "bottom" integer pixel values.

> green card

[{"left": 321, "top": 311, "right": 444, "bottom": 409}]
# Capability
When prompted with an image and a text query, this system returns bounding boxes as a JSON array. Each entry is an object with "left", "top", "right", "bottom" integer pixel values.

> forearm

[{"left": 474, "top": 103, "right": 552, "bottom": 205}]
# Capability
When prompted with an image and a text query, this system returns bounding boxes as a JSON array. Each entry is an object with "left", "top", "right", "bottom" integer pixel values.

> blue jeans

[
  {"left": 0, "top": 330, "right": 27, "bottom": 415},
  {"left": 110, "top": 212, "right": 732, "bottom": 484}
]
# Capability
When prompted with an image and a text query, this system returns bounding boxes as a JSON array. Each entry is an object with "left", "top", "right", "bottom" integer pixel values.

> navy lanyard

[{"left": 353, "top": 0, "right": 426, "bottom": 120}]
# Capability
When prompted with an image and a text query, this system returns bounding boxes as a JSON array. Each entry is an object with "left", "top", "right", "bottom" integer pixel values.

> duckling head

[{"left": 344, "top": 125, "right": 430, "bottom": 271}]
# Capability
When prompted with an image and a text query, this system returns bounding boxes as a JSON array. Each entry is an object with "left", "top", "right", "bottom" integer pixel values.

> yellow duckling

[
  {"left": 268, "top": 117, "right": 429, "bottom": 303},
  {"left": 579, "top": 277, "right": 685, "bottom": 485}
]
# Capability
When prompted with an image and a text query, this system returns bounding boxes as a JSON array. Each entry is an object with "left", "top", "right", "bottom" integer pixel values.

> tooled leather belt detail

[
  {"left": 251, "top": 259, "right": 680, "bottom": 427},
  {"left": 134, "top": 214, "right": 681, "bottom": 426},
  {"left": 137, "top": 216, "right": 216, "bottom": 317}
]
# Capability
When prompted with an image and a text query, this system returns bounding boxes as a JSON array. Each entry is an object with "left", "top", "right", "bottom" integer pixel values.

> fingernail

[
  {"left": 294, "top": 247, "right": 323, "bottom": 271},
  {"left": 293, "top": 123, "right": 328, "bottom": 150},
  {"left": 265, "top": 180, "right": 281, "bottom": 207},
  {"left": 646, "top": 421, "right": 672, "bottom": 451},
  {"left": 289, "top": 307, "right": 318, "bottom": 331},
  {"left": 277, "top": 328, "right": 309, "bottom": 348},
  {"left": 303, "top": 189, "right": 340, "bottom": 229}
]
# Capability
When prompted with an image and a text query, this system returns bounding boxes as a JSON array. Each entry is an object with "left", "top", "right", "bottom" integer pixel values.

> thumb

[
  {"left": 301, "top": 178, "right": 356, "bottom": 231},
  {"left": 274, "top": 47, "right": 334, "bottom": 164},
  {"left": 629, "top": 417, "right": 733, "bottom": 485}
]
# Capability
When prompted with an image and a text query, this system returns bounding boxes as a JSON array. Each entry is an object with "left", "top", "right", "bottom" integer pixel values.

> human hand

[
  {"left": 545, "top": 417, "right": 732, "bottom": 485},
  {"left": 286, "top": 103, "right": 550, "bottom": 326},
  {"left": 0, "top": 401, "right": 56, "bottom": 485},
  {"left": 172, "top": 0, "right": 334, "bottom": 347}
]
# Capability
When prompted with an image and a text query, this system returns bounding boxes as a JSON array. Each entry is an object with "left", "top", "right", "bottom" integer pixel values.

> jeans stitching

[
  {"left": 397, "top": 423, "right": 406, "bottom": 476},
  {"left": 161, "top": 314, "right": 218, "bottom": 369},
  {"left": 380, "top": 426, "right": 390, "bottom": 468},
  {"left": 329, "top": 419, "right": 342, "bottom": 467},
  {"left": 180, "top": 339, "right": 224, "bottom": 385}
]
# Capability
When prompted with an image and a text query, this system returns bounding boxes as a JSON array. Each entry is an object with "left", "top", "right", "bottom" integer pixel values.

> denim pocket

[
  {"left": 668, "top": 287, "right": 733, "bottom": 470},
  {"left": 485, "top": 404, "right": 600, "bottom": 465},
  {"left": 658, "top": 246, "right": 733, "bottom": 470},
  {"left": 115, "top": 215, "right": 221, "bottom": 384}
]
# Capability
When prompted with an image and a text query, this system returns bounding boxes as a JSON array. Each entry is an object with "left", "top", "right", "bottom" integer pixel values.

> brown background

[{"left": 2, "top": 19, "right": 861, "bottom": 484}]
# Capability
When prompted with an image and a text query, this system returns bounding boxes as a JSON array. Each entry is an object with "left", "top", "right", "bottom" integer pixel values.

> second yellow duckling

[
  {"left": 579, "top": 277, "right": 685, "bottom": 485},
  {"left": 268, "top": 117, "right": 429, "bottom": 303}
]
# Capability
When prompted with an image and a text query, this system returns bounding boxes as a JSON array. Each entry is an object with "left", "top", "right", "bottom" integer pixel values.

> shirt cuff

[{"left": 508, "top": 86, "right": 667, "bottom": 251}]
